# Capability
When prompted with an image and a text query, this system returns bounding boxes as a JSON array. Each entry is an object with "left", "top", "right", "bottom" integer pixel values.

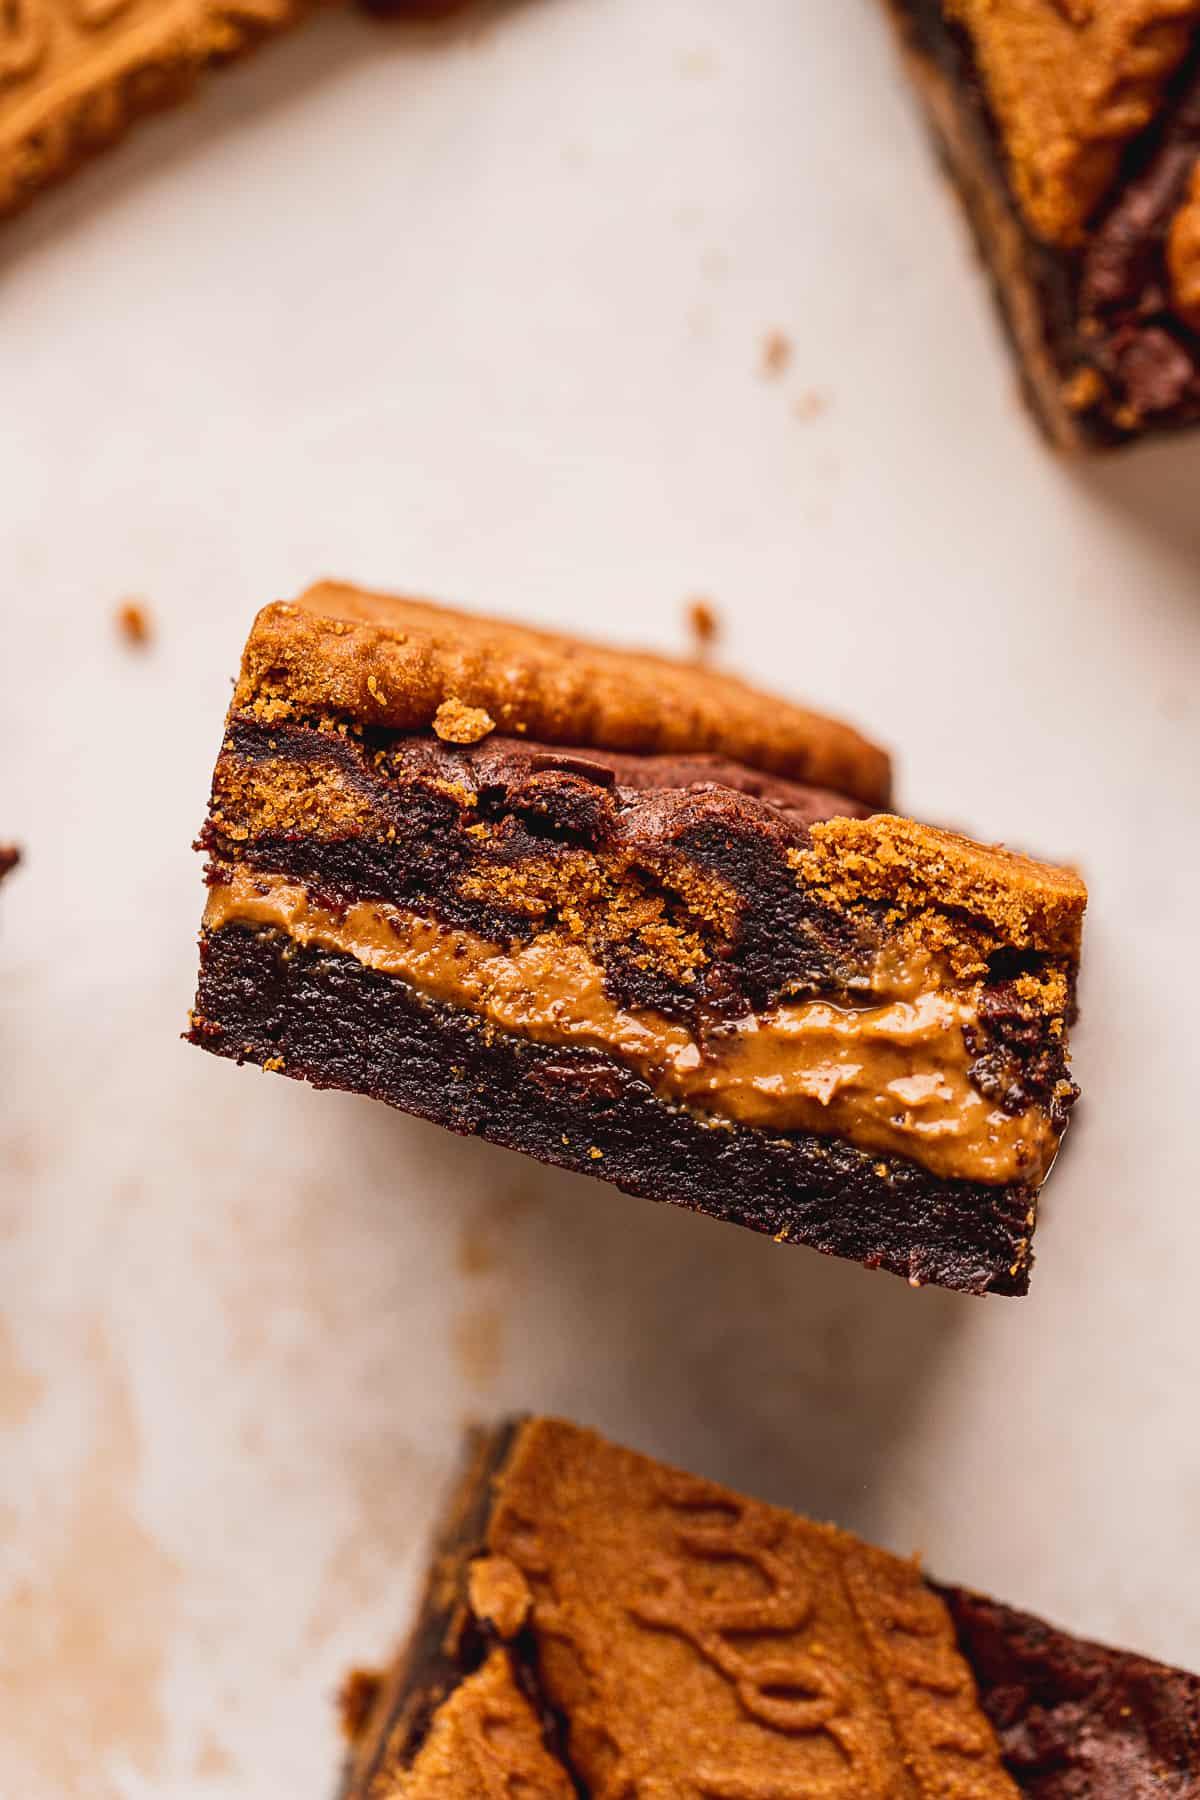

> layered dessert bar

[
  {"left": 0, "top": 0, "right": 464, "bottom": 223},
  {"left": 887, "top": 2, "right": 1200, "bottom": 448},
  {"left": 188, "top": 583, "right": 1086, "bottom": 1295},
  {"left": 338, "top": 1419, "right": 1200, "bottom": 1799}
]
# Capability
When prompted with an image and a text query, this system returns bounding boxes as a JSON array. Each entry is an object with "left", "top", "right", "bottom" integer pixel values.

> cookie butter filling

[{"left": 204, "top": 869, "right": 1060, "bottom": 1187}]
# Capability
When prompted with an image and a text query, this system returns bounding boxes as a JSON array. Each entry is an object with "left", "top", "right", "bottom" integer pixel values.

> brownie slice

[
  {"left": 886, "top": 1, "right": 1200, "bottom": 449},
  {"left": 339, "top": 1420, "right": 1199, "bottom": 1798},
  {"left": 188, "top": 583, "right": 1086, "bottom": 1296}
]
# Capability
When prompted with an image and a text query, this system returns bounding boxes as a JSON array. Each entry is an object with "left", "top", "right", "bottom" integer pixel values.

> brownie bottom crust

[{"left": 190, "top": 922, "right": 1037, "bottom": 1294}]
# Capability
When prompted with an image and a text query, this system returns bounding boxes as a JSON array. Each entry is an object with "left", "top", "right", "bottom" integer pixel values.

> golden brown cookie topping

[
  {"left": 946, "top": 0, "right": 1200, "bottom": 244},
  {"left": 467, "top": 1555, "right": 532, "bottom": 1641},
  {"left": 1168, "top": 158, "right": 1200, "bottom": 327},
  {"left": 484, "top": 1419, "right": 1020, "bottom": 1799},
  {"left": 379, "top": 1650, "right": 573, "bottom": 1799},
  {"left": 790, "top": 815, "right": 1087, "bottom": 960},
  {"left": 0, "top": 0, "right": 313, "bottom": 222},
  {"left": 432, "top": 697, "right": 497, "bottom": 745},
  {"left": 232, "top": 583, "right": 892, "bottom": 805}
]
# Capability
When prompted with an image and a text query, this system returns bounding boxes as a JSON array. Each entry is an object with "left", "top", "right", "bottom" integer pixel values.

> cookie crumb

[
  {"left": 433, "top": 698, "right": 496, "bottom": 745},
  {"left": 761, "top": 331, "right": 792, "bottom": 378},
  {"left": 684, "top": 597, "right": 721, "bottom": 657},
  {"left": 115, "top": 600, "right": 152, "bottom": 646},
  {"left": 1061, "top": 366, "right": 1104, "bottom": 413},
  {"left": 467, "top": 1554, "right": 532, "bottom": 1640}
]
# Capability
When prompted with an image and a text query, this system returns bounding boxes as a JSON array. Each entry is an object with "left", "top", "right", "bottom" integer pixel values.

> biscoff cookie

[{"left": 235, "top": 581, "right": 894, "bottom": 804}]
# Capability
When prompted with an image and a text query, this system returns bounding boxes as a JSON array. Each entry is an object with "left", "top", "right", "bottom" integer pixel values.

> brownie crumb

[
  {"left": 793, "top": 389, "right": 827, "bottom": 422},
  {"left": 433, "top": 698, "right": 496, "bottom": 745},
  {"left": 684, "top": 596, "right": 721, "bottom": 656},
  {"left": 337, "top": 1668, "right": 381, "bottom": 1743},
  {"left": 115, "top": 600, "right": 153, "bottom": 646},
  {"left": 761, "top": 331, "right": 792, "bottom": 378}
]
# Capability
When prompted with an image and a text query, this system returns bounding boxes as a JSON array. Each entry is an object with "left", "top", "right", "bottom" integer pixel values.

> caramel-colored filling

[{"left": 205, "top": 870, "right": 1060, "bottom": 1187}]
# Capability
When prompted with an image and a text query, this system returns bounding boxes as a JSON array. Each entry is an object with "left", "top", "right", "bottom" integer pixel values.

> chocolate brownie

[
  {"left": 338, "top": 1420, "right": 1200, "bottom": 1798},
  {"left": 188, "top": 584, "right": 1087, "bottom": 1295},
  {"left": 886, "top": 1, "right": 1200, "bottom": 448}
]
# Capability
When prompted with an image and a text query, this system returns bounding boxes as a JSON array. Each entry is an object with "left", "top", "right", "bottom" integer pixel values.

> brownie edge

[{"left": 941, "top": 1585, "right": 1200, "bottom": 1798}]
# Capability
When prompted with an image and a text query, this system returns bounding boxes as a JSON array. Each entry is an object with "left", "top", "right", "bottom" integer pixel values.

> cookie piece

[
  {"left": 189, "top": 587, "right": 1086, "bottom": 1296},
  {"left": 235, "top": 582, "right": 893, "bottom": 805},
  {"left": 886, "top": 1, "right": 1200, "bottom": 448}
]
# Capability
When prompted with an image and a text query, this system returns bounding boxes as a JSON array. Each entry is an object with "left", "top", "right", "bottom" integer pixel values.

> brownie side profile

[
  {"left": 887, "top": 0, "right": 1200, "bottom": 449},
  {"left": 189, "top": 586, "right": 1087, "bottom": 1296},
  {"left": 941, "top": 1585, "right": 1200, "bottom": 1798}
]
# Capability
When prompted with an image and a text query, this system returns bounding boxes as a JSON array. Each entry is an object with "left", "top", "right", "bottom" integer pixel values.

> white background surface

[{"left": 1, "top": 0, "right": 1198, "bottom": 1792}]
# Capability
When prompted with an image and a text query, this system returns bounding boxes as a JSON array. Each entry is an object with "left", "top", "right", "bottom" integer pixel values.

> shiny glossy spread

[{"left": 204, "top": 869, "right": 1060, "bottom": 1187}]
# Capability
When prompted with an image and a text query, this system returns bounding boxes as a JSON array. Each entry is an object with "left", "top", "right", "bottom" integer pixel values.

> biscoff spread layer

[{"left": 205, "top": 868, "right": 1061, "bottom": 1187}]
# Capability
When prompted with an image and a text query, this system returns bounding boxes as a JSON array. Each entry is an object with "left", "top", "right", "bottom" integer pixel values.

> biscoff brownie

[
  {"left": 0, "top": 0, "right": 465, "bottom": 224},
  {"left": 887, "top": 1, "right": 1200, "bottom": 448},
  {"left": 337, "top": 1420, "right": 1200, "bottom": 1799},
  {"left": 188, "top": 583, "right": 1087, "bottom": 1296}
]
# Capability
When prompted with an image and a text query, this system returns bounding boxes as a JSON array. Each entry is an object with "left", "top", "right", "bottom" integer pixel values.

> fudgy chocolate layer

[
  {"left": 941, "top": 1586, "right": 1200, "bottom": 1798},
  {"left": 893, "top": 0, "right": 1200, "bottom": 446},
  {"left": 205, "top": 721, "right": 1076, "bottom": 1121},
  {"left": 190, "top": 923, "right": 1039, "bottom": 1293}
]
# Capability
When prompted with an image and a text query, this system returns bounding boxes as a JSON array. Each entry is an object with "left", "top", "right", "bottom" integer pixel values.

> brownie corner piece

[
  {"left": 939, "top": 1583, "right": 1200, "bottom": 1796},
  {"left": 887, "top": 0, "right": 1200, "bottom": 449},
  {"left": 191, "top": 584, "right": 1086, "bottom": 1297}
]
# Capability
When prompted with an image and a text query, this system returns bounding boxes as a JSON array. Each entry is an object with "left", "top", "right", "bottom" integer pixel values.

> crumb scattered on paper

[
  {"left": 685, "top": 597, "right": 721, "bottom": 657},
  {"left": 794, "top": 388, "right": 827, "bottom": 421},
  {"left": 761, "top": 331, "right": 792, "bottom": 378},
  {"left": 115, "top": 601, "right": 152, "bottom": 647}
]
